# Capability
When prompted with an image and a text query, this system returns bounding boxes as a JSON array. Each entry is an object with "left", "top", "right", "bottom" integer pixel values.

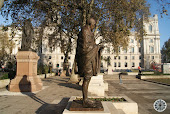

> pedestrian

[
  {"left": 138, "top": 66, "right": 141, "bottom": 75},
  {"left": 2, "top": 65, "right": 4, "bottom": 72},
  {"left": 119, "top": 73, "right": 123, "bottom": 84}
]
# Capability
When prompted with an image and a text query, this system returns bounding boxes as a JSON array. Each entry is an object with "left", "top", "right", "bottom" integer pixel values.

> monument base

[
  {"left": 8, "top": 51, "right": 43, "bottom": 92},
  {"left": 60, "top": 70, "right": 66, "bottom": 77},
  {"left": 8, "top": 75, "right": 43, "bottom": 92},
  {"left": 70, "top": 100, "right": 104, "bottom": 111},
  {"left": 63, "top": 96, "right": 138, "bottom": 114},
  {"left": 88, "top": 74, "right": 108, "bottom": 96}
]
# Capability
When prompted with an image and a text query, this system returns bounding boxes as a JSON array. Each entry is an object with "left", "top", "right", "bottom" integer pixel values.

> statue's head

[{"left": 87, "top": 17, "right": 96, "bottom": 30}]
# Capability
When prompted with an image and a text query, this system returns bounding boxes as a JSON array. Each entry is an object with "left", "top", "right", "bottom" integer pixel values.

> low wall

[
  {"left": 127, "top": 72, "right": 138, "bottom": 75},
  {"left": 142, "top": 72, "right": 154, "bottom": 75},
  {"left": 0, "top": 73, "right": 56, "bottom": 88},
  {"left": 137, "top": 75, "right": 170, "bottom": 79},
  {"left": 0, "top": 79, "right": 10, "bottom": 88}
]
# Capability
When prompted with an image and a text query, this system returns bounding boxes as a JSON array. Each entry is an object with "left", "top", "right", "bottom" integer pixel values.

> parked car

[{"left": 125, "top": 69, "right": 132, "bottom": 72}]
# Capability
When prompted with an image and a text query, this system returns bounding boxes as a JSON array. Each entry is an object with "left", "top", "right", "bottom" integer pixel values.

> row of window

[
  {"left": 104, "top": 47, "right": 141, "bottom": 54},
  {"left": 113, "top": 62, "right": 141, "bottom": 68},
  {"left": 104, "top": 55, "right": 156, "bottom": 60},
  {"left": 103, "top": 56, "right": 142, "bottom": 60},
  {"left": 48, "top": 56, "right": 71, "bottom": 60},
  {"left": 49, "top": 62, "right": 72, "bottom": 68}
]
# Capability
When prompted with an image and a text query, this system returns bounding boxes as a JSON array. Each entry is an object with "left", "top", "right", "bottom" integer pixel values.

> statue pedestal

[
  {"left": 107, "top": 66, "right": 113, "bottom": 75},
  {"left": 63, "top": 96, "right": 138, "bottom": 114},
  {"left": 88, "top": 74, "right": 108, "bottom": 96},
  {"left": 8, "top": 51, "right": 43, "bottom": 92}
]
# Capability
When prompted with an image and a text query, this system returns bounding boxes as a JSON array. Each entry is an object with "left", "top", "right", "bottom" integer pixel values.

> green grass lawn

[
  {"left": 0, "top": 72, "right": 8, "bottom": 80},
  {"left": 148, "top": 79, "right": 170, "bottom": 85}
]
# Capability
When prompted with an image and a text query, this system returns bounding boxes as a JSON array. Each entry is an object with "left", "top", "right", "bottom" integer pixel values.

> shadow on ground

[
  {"left": 58, "top": 83, "right": 82, "bottom": 90},
  {"left": 42, "top": 77, "right": 69, "bottom": 83},
  {"left": 36, "top": 97, "right": 70, "bottom": 114}
]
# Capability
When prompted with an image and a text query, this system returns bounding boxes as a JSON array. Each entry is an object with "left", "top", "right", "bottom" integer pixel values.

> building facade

[{"left": 1, "top": 15, "right": 161, "bottom": 70}]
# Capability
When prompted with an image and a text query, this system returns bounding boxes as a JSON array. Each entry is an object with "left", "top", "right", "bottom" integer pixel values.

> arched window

[
  {"left": 150, "top": 46, "right": 154, "bottom": 53},
  {"left": 149, "top": 24, "right": 152, "bottom": 32}
]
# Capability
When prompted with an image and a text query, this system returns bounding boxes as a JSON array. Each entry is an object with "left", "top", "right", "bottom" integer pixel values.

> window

[
  {"left": 118, "top": 62, "right": 121, "bottom": 67},
  {"left": 68, "top": 56, "right": 71, "bottom": 59},
  {"left": 149, "top": 24, "right": 152, "bottom": 32},
  {"left": 132, "top": 62, "right": 135, "bottom": 67},
  {"left": 118, "top": 47, "right": 121, "bottom": 53},
  {"left": 150, "top": 46, "right": 154, "bottom": 53},
  {"left": 132, "top": 56, "right": 135, "bottom": 60},
  {"left": 56, "top": 64, "right": 59, "bottom": 68},
  {"left": 49, "top": 56, "right": 52, "bottom": 59},
  {"left": 131, "top": 47, "right": 134, "bottom": 53},
  {"left": 114, "top": 56, "right": 117, "bottom": 60},
  {"left": 139, "top": 56, "right": 141, "bottom": 60},
  {"left": 61, "top": 56, "right": 63, "bottom": 59},
  {"left": 139, "top": 47, "right": 141, "bottom": 53},
  {"left": 150, "top": 39, "right": 153, "bottom": 43},
  {"left": 101, "top": 62, "right": 103, "bottom": 67},
  {"left": 125, "top": 62, "right": 128, "bottom": 67},
  {"left": 139, "top": 63, "right": 141, "bottom": 67},
  {"left": 131, "top": 39, "right": 134, "bottom": 43},
  {"left": 114, "top": 62, "right": 117, "bottom": 67},
  {"left": 50, "top": 47, "right": 52, "bottom": 52},
  {"left": 152, "top": 56, "right": 154, "bottom": 59},
  {"left": 118, "top": 56, "right": 121, "bottom": 60},
  {"left": 125, "top": 56, "right": 127, "bottom": 60},
  {"left": 124, "top": 49, "right": 127, "bottom": 53},
  {"left": 107, "top": 56, "right": 111, "bottom": 66},
  {"left": 107, "top": 47, "right": 110, "bottom": 53}
]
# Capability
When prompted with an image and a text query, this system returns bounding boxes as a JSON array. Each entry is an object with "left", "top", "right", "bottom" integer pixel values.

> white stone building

[
  {"left": 101, "top": 14, "right": 161, "bottom": 70},
  {"left": 1, "top": 14, "right": 161, "bottom": 70}
]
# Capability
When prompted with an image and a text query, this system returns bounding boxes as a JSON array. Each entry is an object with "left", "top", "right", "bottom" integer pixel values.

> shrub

[
  {"left": 0, "top": 73, "right": 9, "bottom": 80},
  {"left": 37, "top": 63, "right": 49, "bottom": 75}
]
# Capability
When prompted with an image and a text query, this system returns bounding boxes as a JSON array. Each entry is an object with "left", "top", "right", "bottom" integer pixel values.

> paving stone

[{"left": 0, "top": 75, "right": 170, "bottom": 114}]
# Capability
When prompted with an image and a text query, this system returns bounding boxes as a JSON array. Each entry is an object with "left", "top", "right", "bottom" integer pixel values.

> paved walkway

[
  {"left": 0, "top": 75, "right": 170, "bottom": 114},
  {"left": 104, "top": 75, "right": 170, "bottom": 114}
]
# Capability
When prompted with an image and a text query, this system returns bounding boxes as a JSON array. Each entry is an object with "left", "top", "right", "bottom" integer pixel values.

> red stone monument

[{"left": 8, "top": 51, "right": 43, "bottom": 92}]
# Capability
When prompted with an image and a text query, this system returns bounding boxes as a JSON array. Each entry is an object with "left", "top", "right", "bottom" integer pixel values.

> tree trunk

[{"left": 81, "top": 0, "right": 87, "bottom": 27}]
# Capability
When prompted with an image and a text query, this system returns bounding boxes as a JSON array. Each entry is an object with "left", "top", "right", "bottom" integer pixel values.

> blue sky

[
  {"left": 147, "top": 0, "right": 170, "bottom": 49},
  {"left": 0, "top": 0, "right": 170, "bottom": 49}
]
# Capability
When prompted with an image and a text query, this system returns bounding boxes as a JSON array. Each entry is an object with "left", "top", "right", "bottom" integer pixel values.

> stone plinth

[
  {"left": 88, "top": 74, "right": 108, "bottom": 96},
  {"left": 112, "top": 95, "right": 138, "bottom": 114},
  {"left": 163, "top": 63, "right": 170, "bottom": 74},
  {"left": 8, "top": 51, "right": 43, "bottom": 92},
  {"left": 69, "top": 100, "right": 104, "bottom": 111},
  {"left": 63, "top": 96, "right": 138, "bottom": 114},
  {"left": 60, "top": 70, "right": 66, "bottom": 77},
  {"left": 107, "top": 66, "right": 113, "bottom": 75}
]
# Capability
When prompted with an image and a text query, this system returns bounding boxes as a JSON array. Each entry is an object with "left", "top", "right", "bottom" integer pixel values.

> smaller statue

[{"left": 21, "top": 19, "right": 34, "bottom": 51}]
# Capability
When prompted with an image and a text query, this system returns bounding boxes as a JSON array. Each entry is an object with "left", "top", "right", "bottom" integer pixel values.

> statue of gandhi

[{"left": 76, "top": 18, "right": 103, "bottom": 107}]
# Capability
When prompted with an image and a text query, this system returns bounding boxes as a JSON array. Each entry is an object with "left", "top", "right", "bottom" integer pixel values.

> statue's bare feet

[{"left": 83, "top": 98, "right": 97, "bottom": 108}]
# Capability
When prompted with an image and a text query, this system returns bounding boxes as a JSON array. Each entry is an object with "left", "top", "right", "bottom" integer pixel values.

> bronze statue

[
  {"left": 21, "top": 19, "right": 34, "bottom": 51},
  {"left": 76, "top": 18, "right": 103, "bottom": 108}
]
